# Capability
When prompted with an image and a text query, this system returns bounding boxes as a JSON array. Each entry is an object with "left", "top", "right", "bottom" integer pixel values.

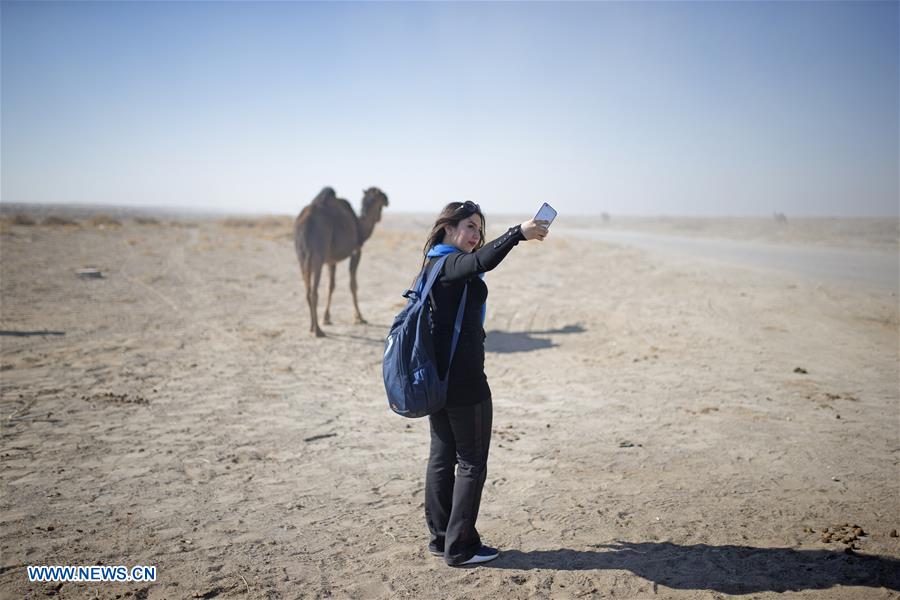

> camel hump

[
  {"left": 311, "top": 186, "right": 337, "bottom": 206},
  {"left": 308, "top": 187, "right": 355, "bottom": 220},
  {"left": 294, "top": 189, "right": 361, "bottom": 263}
]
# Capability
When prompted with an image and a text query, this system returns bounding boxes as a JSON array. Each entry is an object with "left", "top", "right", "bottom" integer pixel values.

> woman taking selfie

[{"left": 420, "top": 201, "right": 549, "bottom": 566}]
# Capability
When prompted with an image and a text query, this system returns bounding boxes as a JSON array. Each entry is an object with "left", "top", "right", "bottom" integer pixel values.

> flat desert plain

[{"left": 1, "top": 210, "right": 898, "bottom": 599}]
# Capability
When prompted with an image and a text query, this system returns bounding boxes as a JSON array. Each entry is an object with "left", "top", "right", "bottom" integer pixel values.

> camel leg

[
  {"left": 301, "top": 262, "right": 314, "bottom": 332},
  {"left": 305, "top": 258, "right": 326, "bottom": 337},
  {"left": 323, "top": 263, "right": 336, "bottom": 325},
  {"left": 349, "top": 250, "right": 366, "bottom": 324}
]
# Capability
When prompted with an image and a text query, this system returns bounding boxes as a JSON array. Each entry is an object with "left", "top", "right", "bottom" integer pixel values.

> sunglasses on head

[{"left": 461, "top": 200, "right": 481, "bottom": 213}]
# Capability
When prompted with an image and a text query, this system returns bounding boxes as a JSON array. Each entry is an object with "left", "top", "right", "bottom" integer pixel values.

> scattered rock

[
  {"left": 76, "top": 267, "right": 104, "bottom": 279},
  {"left": 303, "top": 432, "right": 337, "bottom": 443},
  {"left": 890, "top": 529, "right": 898, "bottom": 537},
  {"left": 793, "top": 367, "right": 808, "bottom": 374}
]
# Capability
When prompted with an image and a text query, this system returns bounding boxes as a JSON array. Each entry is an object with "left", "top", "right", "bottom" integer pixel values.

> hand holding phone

[
  {"left": 534, "top": 202, "right": 557, "bottom": 227},
  {"left": 522, "top": 202, "right": 556, "bottom": 241}
]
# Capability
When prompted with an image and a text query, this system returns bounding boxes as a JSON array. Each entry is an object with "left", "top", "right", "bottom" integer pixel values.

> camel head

[{"left": 361, "top": 187, "right": 389, "bottom": 223}]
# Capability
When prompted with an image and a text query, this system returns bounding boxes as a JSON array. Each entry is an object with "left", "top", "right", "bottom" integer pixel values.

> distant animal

[{"left": 294, "top": 187, "right": 389, "bottom": 337}]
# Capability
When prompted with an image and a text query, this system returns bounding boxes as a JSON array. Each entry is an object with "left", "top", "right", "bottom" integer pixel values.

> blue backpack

[{"left": 383, "top": 255, "right": 467, "bottom": 418}]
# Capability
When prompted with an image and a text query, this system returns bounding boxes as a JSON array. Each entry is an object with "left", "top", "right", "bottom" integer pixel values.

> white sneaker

[{"left": 457, "top": 545, "right": 500, "bottom": 566}]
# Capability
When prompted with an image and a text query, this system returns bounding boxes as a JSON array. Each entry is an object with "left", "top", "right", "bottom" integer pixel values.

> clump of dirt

[
  {"left": 818, "top": 523, "right": 866, "bottom": 550},
  {"left": 82, "top": 392, "right": 149, "bottom": 405},
  {"left": 494, "top": 424, "right": 521, "bottom": 444}
]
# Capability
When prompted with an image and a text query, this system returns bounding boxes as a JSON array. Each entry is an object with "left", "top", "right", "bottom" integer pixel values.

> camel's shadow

[
  {"left": 486, "top": 541, "right": 900, "bottom": 594},
  {"left": 485, "top": 324, "right": 585, "bottom": 354},
  {"left": 326, "top": 324, "right": 387, "bottom": 346},
  {"left": 0, "top": 330, "right": 66, "bottom": 337}
]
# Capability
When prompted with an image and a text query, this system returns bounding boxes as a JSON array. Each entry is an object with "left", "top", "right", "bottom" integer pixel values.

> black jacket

[{"left": 424, "top": 225, "right": 525, "bottom": 406}]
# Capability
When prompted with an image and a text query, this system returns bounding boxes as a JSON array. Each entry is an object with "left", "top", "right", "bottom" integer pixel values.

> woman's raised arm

[{"left": 441, "top": 219, "right": 549, "bottom": 282}]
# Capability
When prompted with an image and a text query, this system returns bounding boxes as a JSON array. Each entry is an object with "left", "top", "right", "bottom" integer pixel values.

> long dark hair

[
  {"left": 414, "top": 202, "right": 486, "bottom": 280},
  {"left": 423, "top": 202, "right": 486, "bottom": 256}
]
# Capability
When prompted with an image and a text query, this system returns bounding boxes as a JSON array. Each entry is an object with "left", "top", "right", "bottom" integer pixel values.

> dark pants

[{"left": 425, "top": 398, "right": 493, "bottom": 565}]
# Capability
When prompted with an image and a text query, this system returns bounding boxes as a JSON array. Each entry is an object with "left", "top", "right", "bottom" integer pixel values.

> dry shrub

[
  {"left": 42, "top": 215, "right": 78, "bottom": 226},
  {"left": 9, "top": 213, "right": 36, "bottom": 226},
  {"left": 261, "top": 231, "right": 293, "bottom": 242},
  {"left": 220, "top": 215, "right": 292, "bottom": 229},
  {"left": 262, "top": 216, "right": 293, "bottom": 229},
  {"left": 220, "top": 215, "right": 293, "bottom": 242},
  {"left": 219, "top": 217, "right": 257, "bottom": 228},
  {"left": 87, "top": 214, "right": 122, "bottom": 227}
]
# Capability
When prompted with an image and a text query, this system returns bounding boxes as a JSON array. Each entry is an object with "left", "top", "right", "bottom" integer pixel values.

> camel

[{"left": 294, "top": 186, "right": 389, "bottom": 337}]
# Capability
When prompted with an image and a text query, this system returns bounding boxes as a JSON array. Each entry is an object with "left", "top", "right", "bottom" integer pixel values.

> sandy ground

[
  {"left": 557, "top": 216, "right": 899, "bottom": 252},
  {"left": 1, "top": 210, "right": 898, "bottom": 599}
]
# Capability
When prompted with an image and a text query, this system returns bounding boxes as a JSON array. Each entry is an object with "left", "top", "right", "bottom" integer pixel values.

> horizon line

[{"left": 1, "top": 200, "right": 897, "bottom": 221}]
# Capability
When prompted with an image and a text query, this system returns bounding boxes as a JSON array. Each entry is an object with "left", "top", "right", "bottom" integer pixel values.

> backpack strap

[
  {"left": 448, "top": 284, "right": 468, "bottom": 366},
  {"left": 417, "top": 255, "right": 449, "bottom": 300},
  {"left": 406, "top": 255, "right": 469, "bottom": 373},
  {"left": 403, "top": 255, "right": 447, "bottom": 301}
]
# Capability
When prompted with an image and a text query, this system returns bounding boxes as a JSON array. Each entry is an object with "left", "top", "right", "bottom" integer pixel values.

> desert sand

[{"left": 1, "top": 209, "right": 898, "bottom": 599}]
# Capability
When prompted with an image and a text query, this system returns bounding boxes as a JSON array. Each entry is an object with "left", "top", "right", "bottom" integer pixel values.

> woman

[{"left": 420, "top": 200, "right": 549, "bottom": 566}]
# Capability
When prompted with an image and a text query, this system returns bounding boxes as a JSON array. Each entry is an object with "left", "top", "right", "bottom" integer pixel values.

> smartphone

[{"left": 534, "top": 202, "right": 558, "bottom": 226}]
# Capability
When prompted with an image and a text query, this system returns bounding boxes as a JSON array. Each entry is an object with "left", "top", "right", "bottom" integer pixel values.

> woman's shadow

[
  {"left": 485, "top": 324, "right": 585, "bottom": 354},
  {"left": 487, "top": 541, "right": 900, "bottom": 594}
]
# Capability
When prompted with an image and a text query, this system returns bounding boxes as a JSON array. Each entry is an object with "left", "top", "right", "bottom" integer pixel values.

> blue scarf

[{"left": 426, "top": 243, "right": 486, "bottom": 325}]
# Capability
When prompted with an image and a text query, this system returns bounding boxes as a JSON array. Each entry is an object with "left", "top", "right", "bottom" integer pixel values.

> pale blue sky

[{"left": 2, "top": 1, "right": 898, "bottom": 216}]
